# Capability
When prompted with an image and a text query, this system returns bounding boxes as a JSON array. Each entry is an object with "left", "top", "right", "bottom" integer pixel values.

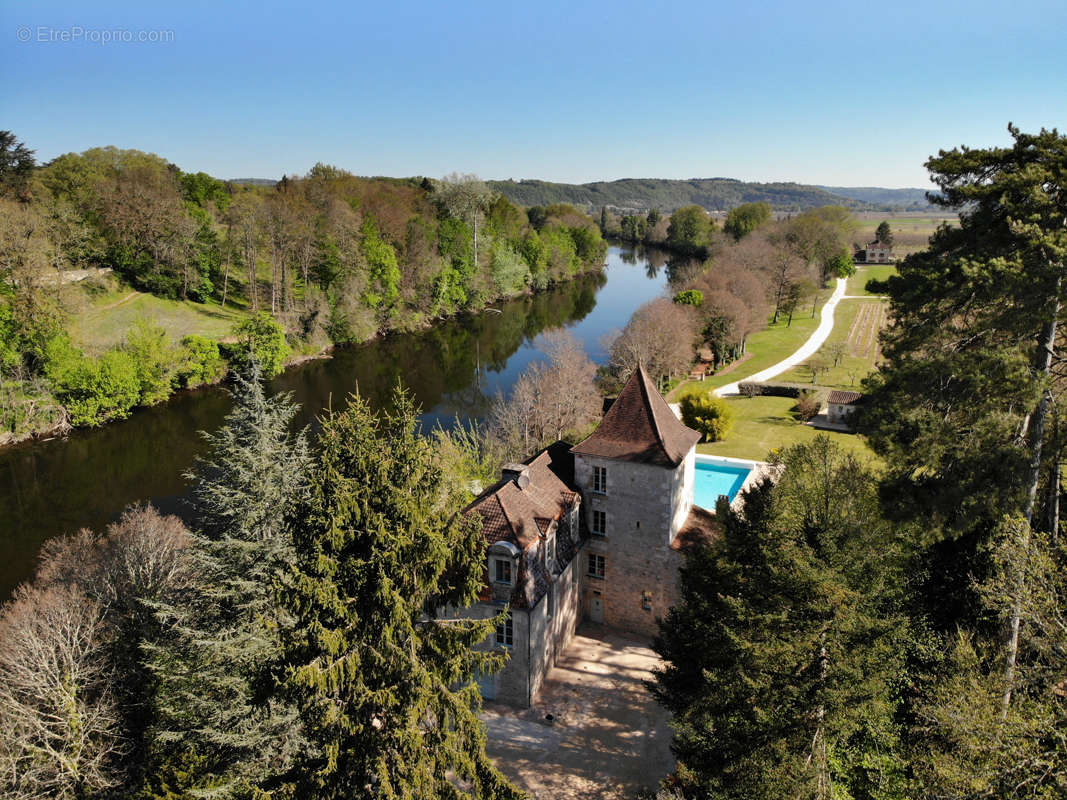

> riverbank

[
  {"left": 1, "top": 260, "right": 612, "bottom": 452},
  {"left": 0, "top": 246, "right": 669, "bottom": 600}
]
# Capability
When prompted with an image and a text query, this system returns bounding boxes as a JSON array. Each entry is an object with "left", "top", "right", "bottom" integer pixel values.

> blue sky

[{"left": 3, "top": 0, "right": 1065, "bottom": 188}]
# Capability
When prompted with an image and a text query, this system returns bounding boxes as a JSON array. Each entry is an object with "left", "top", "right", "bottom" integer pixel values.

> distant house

[
  {"left": 854, "top": 240, "right": 893, "bottom": 264},
  {"left": 460, "top": 367, "right": 717, "bottom": 706},
  {"left": 826, "top": 390, "right": 866, "bottom": 427}
]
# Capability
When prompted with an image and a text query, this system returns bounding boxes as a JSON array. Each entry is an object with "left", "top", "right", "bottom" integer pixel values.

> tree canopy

[{"left": 276, "top": 388, "right": 523, "bottom": 799}]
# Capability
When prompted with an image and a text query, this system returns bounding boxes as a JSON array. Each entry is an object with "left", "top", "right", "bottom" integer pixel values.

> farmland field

[{"left": 851, "top": 211, "right": 955, "bottom": 256}]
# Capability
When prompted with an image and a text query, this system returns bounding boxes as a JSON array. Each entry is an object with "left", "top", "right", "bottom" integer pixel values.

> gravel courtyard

[{"left": 482, "top": 626, "right": 675, "bottom": 799}]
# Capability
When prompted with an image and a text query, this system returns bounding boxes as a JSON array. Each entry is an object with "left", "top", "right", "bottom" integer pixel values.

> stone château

[{"left": 462, "top": 366, "right": 716, "bottom": 706}]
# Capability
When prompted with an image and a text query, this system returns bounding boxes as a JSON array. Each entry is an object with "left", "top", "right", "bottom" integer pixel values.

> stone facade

[
  {"left": 460, "top": 443, "right": 585, "bottom": 707},
  {"left": 574, "top": 452, "right": 692, "bottom": 637},
  {"left": 856, "top": 240, "right": 893, "bottom": 264},
  {"left": 462, "top": 368, "right": 717, "bottom": 706},
  {"left": 465, "top": 551, "right": 583, "bottom": 706}
]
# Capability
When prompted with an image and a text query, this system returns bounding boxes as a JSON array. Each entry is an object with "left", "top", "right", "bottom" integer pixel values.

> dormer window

[
  {"left": 488, "top": 541, "right": 520, "bottom": 591},
  {"left": 544, "top": 533, "right": 556, "bottom": 572},
  {"left": 494, "top": 558, "right": 512, "bottom": 585},
  {"left": 593, "top": 466, "right": 607, "bottom": 494}
]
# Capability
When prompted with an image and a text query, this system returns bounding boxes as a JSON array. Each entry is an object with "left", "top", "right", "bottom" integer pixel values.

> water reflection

[{"left": 0, "top": 245, "right": 681, "bottom": 598}]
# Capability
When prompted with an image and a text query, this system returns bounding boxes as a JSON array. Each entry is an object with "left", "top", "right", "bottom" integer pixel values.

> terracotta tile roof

[
  {"left": 670, "top": 506, "right": 719, "bottom": 552},
  {"left": 571, "top": 366, "right": 700, "bottom": 467},
  {"left": 464, "top": 441, "right": 581, "bottom": 609},
  {"left": 827, "top": 390, "right": 865, "bottom": 405}
]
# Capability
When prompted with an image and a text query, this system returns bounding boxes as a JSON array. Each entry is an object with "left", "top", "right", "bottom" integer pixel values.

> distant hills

[
  {"left": 488, "top": 177, "right": 935, "bottom": 213},
  {"left": 816, "top": 186, "right": 933, "bottom": 209},
  {"left": 228, "top": 175, "right": 934, "bottom": 212}
]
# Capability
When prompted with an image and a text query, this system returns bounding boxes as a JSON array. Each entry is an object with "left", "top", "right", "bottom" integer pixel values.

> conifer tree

[
  {"left": 651, "top": 437, "right": 909, "bottom": 800},
  {"left": 276, "top": 387, "right": 523, "bottom": 800},
  {"left": 914, "top": 516, "right": 1067, "bottom": 797},
  {"left": 874, "top": 220, "right": 893, "bottom": 247},
  {"left": 861, "top": 126, "right": 1067, "bottom": 725},
  {"left": 145, "top": 360, "right": 311, "bottom": 798}
]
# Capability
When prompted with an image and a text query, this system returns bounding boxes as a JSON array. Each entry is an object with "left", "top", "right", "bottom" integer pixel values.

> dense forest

[
  {"left": 489, "top": 177, "right": 933, "bottom": 213},
  {"left": 0, "top": 134, "right": 607, "bottom": 441}
]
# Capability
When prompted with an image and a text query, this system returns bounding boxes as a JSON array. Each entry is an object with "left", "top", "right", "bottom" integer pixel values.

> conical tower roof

[{"left": 571, "top": 366, "right": 700, "bottom": 467}]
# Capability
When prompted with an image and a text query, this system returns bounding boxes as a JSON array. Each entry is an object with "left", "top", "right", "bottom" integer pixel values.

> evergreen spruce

[
  {"left": 276, "top": 387, "right": 524, "bottom": 800},
  {"left": 651, "top": 437, "right": 909, "bottom": 800},
  {"left": 144, "top": 361, "right": 311, "bottom": 799}
]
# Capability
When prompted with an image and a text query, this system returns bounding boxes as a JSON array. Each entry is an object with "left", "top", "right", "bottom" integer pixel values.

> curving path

[{"left": 715, "top": 276, "right": 847, "bottom": 396}]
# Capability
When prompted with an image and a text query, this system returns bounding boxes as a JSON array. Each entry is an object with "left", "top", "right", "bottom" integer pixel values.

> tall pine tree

[
  {"left": 860, "top": 127, "right": 1067, "bottom": 768},
  {"left": 275, "top": 387, "right": 523, "bottom": 800},
  {"left": 145, "top": 361, "right": 311, "bottom": 799},
  {"left": 651, "top": 437, "right": 910, "bottom": 800}
]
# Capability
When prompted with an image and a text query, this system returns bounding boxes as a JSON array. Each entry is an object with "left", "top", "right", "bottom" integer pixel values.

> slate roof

[
  {"left": 827, "top": 390, "right": 865, "bottom": 405},
  {"left": 571, "top": 366, "right": 700, "bottom": 467},
  {"left": 464, "top": 441, "right": 580, "bottom": 609}
]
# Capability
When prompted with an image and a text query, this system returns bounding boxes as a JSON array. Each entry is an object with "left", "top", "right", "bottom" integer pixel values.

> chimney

[{"left": 501, "top": 463, "right": 531, "bottom": 490}]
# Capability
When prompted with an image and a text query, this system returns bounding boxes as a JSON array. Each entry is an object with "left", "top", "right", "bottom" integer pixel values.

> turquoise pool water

[{"left": 693, "top": 461, "right": 752, "bottom": 509}]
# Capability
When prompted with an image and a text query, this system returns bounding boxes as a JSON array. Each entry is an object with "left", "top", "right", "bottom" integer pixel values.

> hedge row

[{"left": 737, "top": 381, "right": 813, "bottom": 398}]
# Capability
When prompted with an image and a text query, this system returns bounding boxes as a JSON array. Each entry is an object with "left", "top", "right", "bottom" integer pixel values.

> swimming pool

[{"left": 692, "top": 457, "right": 754, "bottom": 509}]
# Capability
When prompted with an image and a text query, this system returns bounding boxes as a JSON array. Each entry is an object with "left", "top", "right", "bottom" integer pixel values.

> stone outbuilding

[{"left": 826, "top": 389, "right": 866, "bottom": 428}]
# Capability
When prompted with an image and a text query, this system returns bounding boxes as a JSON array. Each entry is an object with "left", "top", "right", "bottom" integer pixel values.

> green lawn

[
  {"left": 776, "top": 298, "right": 884, "bottom": 390},
  {"left": 675, "top": 291, "right": 832, "bottom": 398},
  {"left": 71, "top": 288, "right": 247, "bottom": 352},
  {"left": 696, "top": 396, "right": 876, "bottom": 463},
  {"left": 847, "top": 263, "right": 897, "bottom": 295}
]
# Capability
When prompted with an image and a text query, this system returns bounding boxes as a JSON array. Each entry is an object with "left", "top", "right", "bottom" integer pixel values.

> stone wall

[
  {"left": 459, "top": 537, "right": 585, "bottom": 707},
  {"left": 575, "top": 453, "right": 689, "bottom": 638},
  {"left": 528, "top": 554, "right": 582, "bottom": 701}
]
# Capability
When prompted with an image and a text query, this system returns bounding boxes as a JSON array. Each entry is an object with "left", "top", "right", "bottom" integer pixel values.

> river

[{"left": 0, "top": 244, "right": 686, "bottom": 599}]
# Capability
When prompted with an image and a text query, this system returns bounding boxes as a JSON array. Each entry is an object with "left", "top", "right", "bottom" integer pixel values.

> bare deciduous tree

[
  {"left": 608, "top": 298, "right": 699, "bottom": 386},
  {"left": 30, "top": 504, "right": 193, "bottom": 790},
  {"left": 490, "top": 330, "right": 600, "bottom": 458},
  {"left": 0, "top": 584, "right": 125, "bottom": 799}
]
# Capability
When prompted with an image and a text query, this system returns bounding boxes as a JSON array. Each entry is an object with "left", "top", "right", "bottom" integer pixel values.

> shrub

[
  {"left": 865, "top": 277, "right": 891, "bottom": 294},
  {"left": 176, "top": 335, "right": 226, "bottom": 389},
  {"left": 227, "top": 313, "right": 290, "bottom": 378},
  {"left": 794, "top": 390, "right": 822, "bottom": 421},
  {"left": 46, "top": 340, "right": 141, "bottom": 427},
  {"left": 673, "top": 289, "right": 704, "bottom": 307},
  {"left": 679, "top": 393, "right": 734, "bottom": 442},
  {"left": 736, "top": 381, "right": 808, "bottom": 398},
  {"left": 124, "top": 319, "right": 176, "bottom": 406}
]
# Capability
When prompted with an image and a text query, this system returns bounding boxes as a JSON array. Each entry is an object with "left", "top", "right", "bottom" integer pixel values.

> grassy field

[
  {"left": 846, "top": 263, "right": 897, "bottom": 295},
  {"left": 696, "top": 395, "right": 876, "bottom": 462},
  {"left": 70, "top": 282, "right": 247, "bottom": 352},
  {"left": 776, "top": 298, "right": 885, "bottom": 390},
  {"left": 674, "top": 291, "right": 833, "bottom": 398},
  {"left": 851, "top": 212, "right": 954, "bottom": 257}
]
